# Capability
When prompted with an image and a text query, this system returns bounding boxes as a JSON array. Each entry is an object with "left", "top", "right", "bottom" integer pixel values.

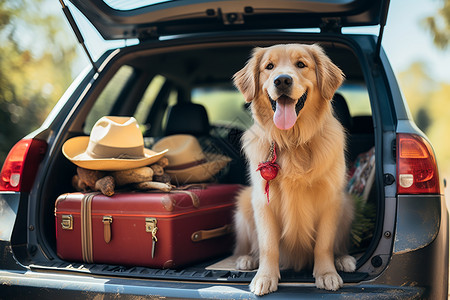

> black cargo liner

[{"left": 31, "top": 257, "right": 368, "bottom": 283}]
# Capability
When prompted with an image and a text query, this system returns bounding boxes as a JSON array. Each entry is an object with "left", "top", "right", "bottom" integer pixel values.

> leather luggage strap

[
  {"left": 191, "top": 224, "right": 232, "bottom": 242},
  {"left": 146, "top": 184, "right": 204, "bottom": 211},
  {"left": 171, "top": 190, "right": 200, "bottom": 208},
  {"left": 80, "top": 192, "right": 99, "bottom": 263}
]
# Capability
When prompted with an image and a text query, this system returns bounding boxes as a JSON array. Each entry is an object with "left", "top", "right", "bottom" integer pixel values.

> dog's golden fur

[{"left": 233, "top": 44, "right": 355, "bottom": 295}]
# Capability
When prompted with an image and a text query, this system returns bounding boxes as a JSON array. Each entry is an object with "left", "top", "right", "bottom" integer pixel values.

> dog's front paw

[
  {"left": 250, "top": 272, "right": 279, "bottom": 296},
  {"left": 335, "top": 255, "right": 356, "bottom": 272},
  {"left": 236, "top": 255, "right": 258, "bottom": 270},
  {"left": 315, "top": 272, "right": 343, "bottom": 291}
]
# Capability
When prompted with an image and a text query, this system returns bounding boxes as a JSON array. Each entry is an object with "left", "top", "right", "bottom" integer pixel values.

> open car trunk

[{"left": 25, "top": 35, "right": 380, "bottom": 285}]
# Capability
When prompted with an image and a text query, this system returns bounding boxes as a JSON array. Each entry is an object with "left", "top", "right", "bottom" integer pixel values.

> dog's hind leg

[
  {"left": 333, "top": 193, "right": 356, "bottom": 273},
  {"left": 236, "top": 255, "right": 259, "bottom": 270},
  {"left": 335, "top": 255, "right": 356, "bottom": 272},
  {"left": 234, "top": 211, "right": 259, "bottom": 270},
  {"left": 234, "top": 187, "right": 259, "bottom": 270}
]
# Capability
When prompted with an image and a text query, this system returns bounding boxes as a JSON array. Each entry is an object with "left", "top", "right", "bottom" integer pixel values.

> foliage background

[
  {"left": 0, "top": 0, "right": 76, "bottom": 163},
  {"left": 397, "top": 0, "right": 450, "bottom": 175},
  {"left": 0, "top": 0, "right": 450, "bottom": 179}
]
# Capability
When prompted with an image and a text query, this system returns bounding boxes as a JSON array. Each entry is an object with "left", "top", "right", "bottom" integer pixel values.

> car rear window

[
  {"left": 134, "top": 75, "right": 167, "bottom": 132},
  {"left": 84, "top": 65, "right": 134, "bottom": 134},
  {"left": 191, "top": 87, "right": 253, "bottom": 130},
  {"left": 338, "top": 82, "right": 372, "bottom": 117}
]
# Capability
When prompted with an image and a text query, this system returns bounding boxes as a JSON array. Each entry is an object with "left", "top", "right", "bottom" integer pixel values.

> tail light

[
  {"left": 0, "top": 138, "right": 47, "bottom": 192},
  {"left": 397, "top": 133, "right": 440, "bottom": 194}
]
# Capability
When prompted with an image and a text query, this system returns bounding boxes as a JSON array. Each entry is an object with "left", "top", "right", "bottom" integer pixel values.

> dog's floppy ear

[
  {"left": 309, "top": 44, "right": 344, "bottom": 100},
  {"left": 233, "top": 47, "right": 264, "bottom": 102}
]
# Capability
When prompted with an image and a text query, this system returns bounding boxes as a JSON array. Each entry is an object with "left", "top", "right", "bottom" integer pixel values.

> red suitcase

[{"left": 55, "top": 184, "right": 242, "bottom": 269}]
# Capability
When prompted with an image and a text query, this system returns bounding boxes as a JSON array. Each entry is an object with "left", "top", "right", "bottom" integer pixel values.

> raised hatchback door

[{"left": 67, "top": 0, "right": 390, "bottom": 40}]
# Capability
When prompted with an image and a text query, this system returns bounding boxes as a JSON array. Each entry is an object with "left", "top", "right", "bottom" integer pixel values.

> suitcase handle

[{"left": 191, "top": 224, "right": 232, "bottom": 242}]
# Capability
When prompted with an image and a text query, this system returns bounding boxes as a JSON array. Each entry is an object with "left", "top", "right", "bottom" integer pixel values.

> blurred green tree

[
  {"left": 424, "top": 0, "right": 450, "bottom": 49},
  {"left": 397, "top": 61, "right": 436, "bottom": 132},
  {"left": 426, "top": 83, "right": 450, "bottom": 171},
  {"left": 0, "top": 0, "right": 76, "bottom": 164},
  {"left": 398, "top": 60, "right": 450, "bottom": 173},
  {"left": 422, "top": 0, "right": 450, "bottom": 172}
]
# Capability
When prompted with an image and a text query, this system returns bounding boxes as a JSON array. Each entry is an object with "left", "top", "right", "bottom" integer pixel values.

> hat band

[
  {"left": 165, "top": 158, "right": 207, "bottom": 171},
  {"left": 87, "top": 142, "right": 145, "bottom": 159}
]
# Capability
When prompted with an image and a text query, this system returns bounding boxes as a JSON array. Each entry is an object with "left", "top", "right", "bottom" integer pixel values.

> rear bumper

[
  {"left": 0, "top": 269, "right": 425, "bottom": 299},
  {"left": 371, "top": 194, "right": 449, "bottom": 300}
]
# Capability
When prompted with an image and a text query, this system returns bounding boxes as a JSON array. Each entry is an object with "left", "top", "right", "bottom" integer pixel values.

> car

[{"left": 0, "top": 0, "right": 448, "bottom": 299}]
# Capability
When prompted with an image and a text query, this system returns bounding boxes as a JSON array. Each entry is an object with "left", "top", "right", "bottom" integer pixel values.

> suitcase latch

[
  {"left": 61, "top": 215, "right": 73, "bottom": 230},
  {"left": 145, "top": 217, "right": 157, "bottom": 233},
  {"left": 145, "top": 218, "right": 158, "bottom": 258},
  {"left": 102, "top": 216, "right": 113, "bottom": 244}
]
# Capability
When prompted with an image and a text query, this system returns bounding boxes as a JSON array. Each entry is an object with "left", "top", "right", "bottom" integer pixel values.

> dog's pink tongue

[{"left": 273, "top": 98, "right": 297, "bottom": 130}]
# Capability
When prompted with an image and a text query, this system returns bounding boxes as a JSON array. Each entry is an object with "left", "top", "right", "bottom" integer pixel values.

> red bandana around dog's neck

[{"left": 256, "top": 142, "right": 280, "bottom": 204}]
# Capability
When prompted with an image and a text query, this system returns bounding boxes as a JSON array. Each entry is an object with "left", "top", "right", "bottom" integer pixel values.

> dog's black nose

[{"left": 274, "top": 74, "right": 293, "bottom": 89}]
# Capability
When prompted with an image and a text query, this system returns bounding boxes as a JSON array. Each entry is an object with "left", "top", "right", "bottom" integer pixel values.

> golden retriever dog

[{"left": 233, "top": 44, "right": 356, "bottom": 295}]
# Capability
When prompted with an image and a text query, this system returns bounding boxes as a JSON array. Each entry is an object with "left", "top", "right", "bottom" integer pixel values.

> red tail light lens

[
  {"left": 397, "top": 133, "right": 440, "bottom": 194},
  {"left": 0, "top": 138, "right": 47, "bottom": 192}
]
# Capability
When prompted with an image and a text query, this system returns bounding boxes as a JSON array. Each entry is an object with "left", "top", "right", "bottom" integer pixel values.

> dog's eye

[
  {"left": 266, "top": 63, "right": 274, "bottom": 70},
  {"left": 297, "top": 61, "right": 306, "bottom": 68}
]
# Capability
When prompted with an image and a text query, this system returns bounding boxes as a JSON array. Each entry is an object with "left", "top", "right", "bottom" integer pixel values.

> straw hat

[
  {"left": 62, "top": 116, "right": 168, "bottom": 171},
  {"left": 152, "top": 134, "right": 231, "bottom": 184}
]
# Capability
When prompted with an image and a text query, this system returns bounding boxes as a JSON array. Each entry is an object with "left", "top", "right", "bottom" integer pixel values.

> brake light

[
  {"left": 397, "top": 133, "right": 440, "bottom": 194},
  {"left": 0, "top": 138, "right": 47, "bottom": 192}
]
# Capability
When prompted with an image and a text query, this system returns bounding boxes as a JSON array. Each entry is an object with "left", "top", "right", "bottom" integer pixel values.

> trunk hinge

[
  {"left": 216, "top": 8, "right": 245, "bottom": 25},
  {"left": 137, "top": 27, "right": 159, "bottom": 41},
  {"left": 59, "top": 0, "right": 98, "bottom": 73},
  {"left": 320, "top": 18, "right": 342, "bottom": 34},
  {"left": 375, "top": 0, "right": 391, "bottom": 59}
]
